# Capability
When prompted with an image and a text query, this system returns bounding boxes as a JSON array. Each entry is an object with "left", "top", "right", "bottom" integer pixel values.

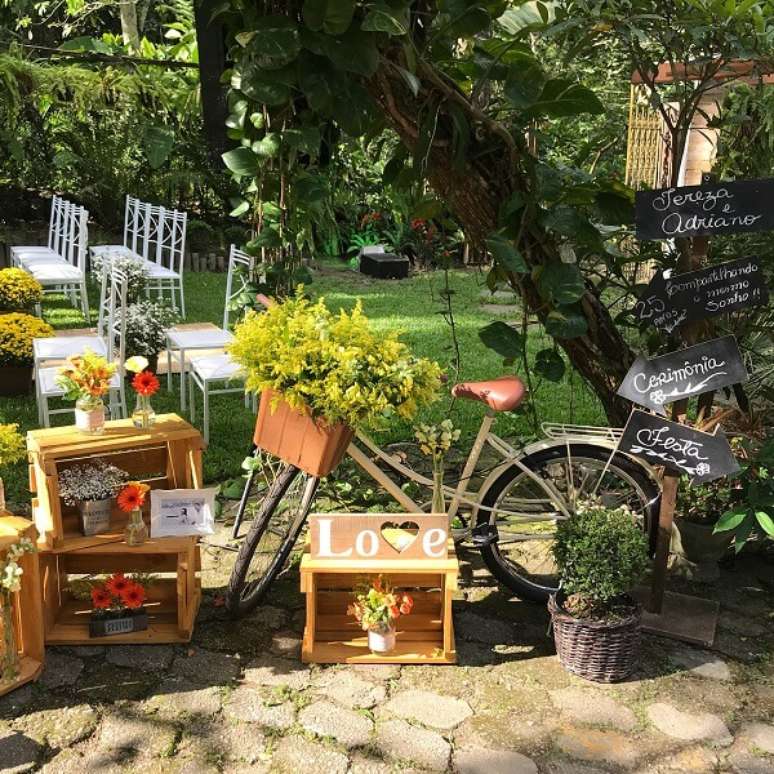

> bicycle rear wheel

[
  {"left": 477, "top": 444, "right": 659, "bottom": 602},
  {"left": 226, "top": 461, "right": 319, "bottom": 618}
]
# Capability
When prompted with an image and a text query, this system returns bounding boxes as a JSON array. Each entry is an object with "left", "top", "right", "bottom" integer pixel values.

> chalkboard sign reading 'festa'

[
  {"left": 635, "top": 257, "right": 768, "bottom": 333},
  {"left": 617, "top": 336, "right": 748, "bottom": 413},
  {"left": 635, "top": 178, "right": 774, "bottom": 241},
  {"left": 619, "top": 410, "right": 738, "bottom": 484}
]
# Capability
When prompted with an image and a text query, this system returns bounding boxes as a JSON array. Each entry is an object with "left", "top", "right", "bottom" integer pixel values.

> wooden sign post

[{"left": 630, "top": 175, "right": 770, "bottom": 642}]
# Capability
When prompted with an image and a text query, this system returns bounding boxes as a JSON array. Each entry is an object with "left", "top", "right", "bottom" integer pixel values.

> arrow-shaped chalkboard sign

[
  {"left": 635, "top": 178, "right": 774, "bottom": 241},
  {"left": 619, "top": 410, "right": 739, "bottom": 484},
  {"left": 635, "top": 256, "right": 768, "bottom": 333},
  {"left": 617, "top": 335, "right": 748, "bottom": 413}
]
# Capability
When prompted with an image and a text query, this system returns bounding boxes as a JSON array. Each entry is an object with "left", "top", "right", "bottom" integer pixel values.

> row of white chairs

[{"left": 10, "top": 196, "right": 90, "bottom": 319}]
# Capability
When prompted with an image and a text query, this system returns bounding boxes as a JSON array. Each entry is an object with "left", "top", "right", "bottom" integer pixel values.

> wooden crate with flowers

[{"left": 300, "top": 514, "right": 458, "bottom": 665}]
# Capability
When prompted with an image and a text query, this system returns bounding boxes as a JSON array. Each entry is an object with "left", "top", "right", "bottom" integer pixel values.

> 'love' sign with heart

[{"left": 310, "top": 514, "right": 448, "bottom": 560}]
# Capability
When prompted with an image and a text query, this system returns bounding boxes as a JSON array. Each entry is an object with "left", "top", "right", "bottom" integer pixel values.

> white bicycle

[{"left": 226, "top": 376, "right": 660, "bottom": 617}]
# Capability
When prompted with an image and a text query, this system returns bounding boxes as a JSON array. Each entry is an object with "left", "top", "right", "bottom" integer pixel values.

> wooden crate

[
  {"left": 27, "top": 414, "right": 204, "bottom": 550},
  {"left": 0, "top": 516, "right": 44, "bottom": 696},
  {"left": 300, "top": 540, "right": 458, "bottom": 664},
  {"left": 38, "top": 535, "right": 200, "bottom": 644}
]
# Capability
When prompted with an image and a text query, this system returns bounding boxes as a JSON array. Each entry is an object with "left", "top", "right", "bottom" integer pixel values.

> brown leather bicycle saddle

[{"left": 451, "top": 375, "right": 526, "bottom": 412}]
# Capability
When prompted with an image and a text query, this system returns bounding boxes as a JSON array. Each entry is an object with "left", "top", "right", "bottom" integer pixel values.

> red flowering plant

[{"left": 347, "top": 575, "right": 413, "bottom": 634}]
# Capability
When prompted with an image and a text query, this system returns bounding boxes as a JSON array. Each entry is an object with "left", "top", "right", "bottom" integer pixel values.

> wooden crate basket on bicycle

[{"left": 300, "top": 514, "right": 458, "bottom": 664}]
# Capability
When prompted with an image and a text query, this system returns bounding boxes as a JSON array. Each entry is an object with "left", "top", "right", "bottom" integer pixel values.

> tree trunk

[
  {"left": 367, "top": 58, "right": 636, "bottom": 425},
  {"left": 119, "top": 0, "right": 141, "bottom": 52}
]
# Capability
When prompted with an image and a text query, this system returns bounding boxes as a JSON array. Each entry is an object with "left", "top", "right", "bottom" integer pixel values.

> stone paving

[{"left": 1, "top": 524, "right": 772, "bottom": 773}]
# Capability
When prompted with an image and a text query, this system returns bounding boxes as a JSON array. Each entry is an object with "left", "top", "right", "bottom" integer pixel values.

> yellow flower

[
  {"left": 0, "top": 313, "right": 54, "bottom": 366},
  {"left": 0, "top": 424, "right": 25, "bottom": 468},
  {"left": 0, "top": 269, "right": 43, "bottom": 312}
]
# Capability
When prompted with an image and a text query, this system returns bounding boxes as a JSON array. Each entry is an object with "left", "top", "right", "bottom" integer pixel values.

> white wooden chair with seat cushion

[
  {"left": 140, "top": 204, "right": 187, "bottom": 317},
  {"left": 11, "top": 195, "right": 67, "bottom": 265},
  {"left": 22, "top": 202, "right": 91, "bottom": 319},
  {"left": 35, "top": 270, "right": 127, "bottom": 427},
  {"left": 165, "top": 245, "right": 252, "bottom": 411},
  {"left": 183, "top": 246, "right": 257, "bottom": 444},
  {"left": 89, "top": 195, "right": 138, "bottom": 263}
]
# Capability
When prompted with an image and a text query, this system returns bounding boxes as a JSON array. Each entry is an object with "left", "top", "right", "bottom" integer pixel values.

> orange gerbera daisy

[
  {"left": 91, "top": 586, "right": 113, "bottom": 610},
  {"left": 117, "top": 481, "right": 151, "bottom": 512},
  {"left": 105, "top": 572, "right": 131, "bottom": 596},
  {"left": 131, "top": 370, "right": 160, "bottom": 397},
  {"left": 120, "top": 583, "right": 146, "bottom": 609}
]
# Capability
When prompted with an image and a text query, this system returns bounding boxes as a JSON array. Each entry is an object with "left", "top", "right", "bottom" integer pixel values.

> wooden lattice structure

[{"left": 625, "top": 84, "right": 671, "bottom": 190}]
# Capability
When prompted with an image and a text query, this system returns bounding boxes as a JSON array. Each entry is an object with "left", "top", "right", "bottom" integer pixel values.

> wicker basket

[{"left": 548, "top": 593, "right": 641, "bottom": 683}]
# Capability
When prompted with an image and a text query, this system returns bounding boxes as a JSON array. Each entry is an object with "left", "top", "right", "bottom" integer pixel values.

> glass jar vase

[
  {"left": 75, "top": 396, "right": 105, "bottom": 435},
  {"left": 132, "top": 394, "right": 156, "bottom": 430},
  {"left": 124, "top": 508, "right": 148, "bottom": 546},
  {"left": 431, "top": 456, "right": 446, "bottom": 514}
]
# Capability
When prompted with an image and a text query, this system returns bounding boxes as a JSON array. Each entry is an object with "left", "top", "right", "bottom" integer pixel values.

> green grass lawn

[{"left": 0, "top": 265, "right": 605, "bottom": 506}]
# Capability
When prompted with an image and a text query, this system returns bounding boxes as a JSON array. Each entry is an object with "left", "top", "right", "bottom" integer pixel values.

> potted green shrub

[
  {"left": 549, "top": 503, "right": 649, "bottom": 683},
  {"left": 119, "top": 300, "right": 179, "bottom": 374},
  {"left": 0, "top": 312, "right": 54, "bottom": 396},
  {"left": 228, "top": 291, "right": 441, "bottom": 477}
]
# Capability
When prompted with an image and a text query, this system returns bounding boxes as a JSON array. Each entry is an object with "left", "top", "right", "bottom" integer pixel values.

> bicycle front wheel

[
  {"left": 226, "top": 462, "right": 318, "bottom": 618},
  {"left": 477, "top": 444, "right": 659, "bottom": 602}
]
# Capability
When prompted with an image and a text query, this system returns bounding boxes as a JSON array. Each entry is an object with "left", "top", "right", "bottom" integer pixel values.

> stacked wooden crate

[{"left": 27, "top": 415, "right": 203, "bottom": 644}]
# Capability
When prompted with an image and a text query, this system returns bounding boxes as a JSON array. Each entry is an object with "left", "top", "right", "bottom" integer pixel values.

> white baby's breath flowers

[{"left": 58, "top": 461, "right": 130, "bottom": 505}]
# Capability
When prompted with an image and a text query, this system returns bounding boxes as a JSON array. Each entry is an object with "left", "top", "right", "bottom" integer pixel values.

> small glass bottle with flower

[
  {"left": 125, "top": 356, "right": 160, "bottom": 430},
  {"left": 56, "top": 348, "right": 117, "bottom": 435},
  {"left": 0, "top": 537, "right": 35, "bottom": 685},
  {"left": 414, "top": 419, "right": 461, "bottom": 514},
  {"left": 78, "top": 572, "right": 150, "bottom": 637},
  {"left": 348, "top": 574, "right": 413, "bottom": 654},
  {"left": 118, "top": 482, "right": 151, "bottom": 546}
]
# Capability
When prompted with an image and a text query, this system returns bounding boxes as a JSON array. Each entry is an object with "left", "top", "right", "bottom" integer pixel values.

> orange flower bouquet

[
  {"left": 118, "top": 481, "right": 151, "bottom": 546},
  {"left": 56, "top": 348, "right": 117, "bottom": 435},
  {"left": 86, "top": 572, "right": 150, "bottom": 638},
  {"left": 348, "top": 575, "right": 413, "bottom": 654}
]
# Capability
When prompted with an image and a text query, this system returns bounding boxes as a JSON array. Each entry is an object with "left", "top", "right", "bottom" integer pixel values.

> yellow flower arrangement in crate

[
  {"left": 0, "top": 313, "right": 54, "bottom": 397},
  {"left": 229, "top": 290, "right": 441, "bottom": 476},
  {"left": 0, "top": 269, "right": 43, "bottom": 313},
  {"left": 57, "top": 349, "right": 117, "bottom": 436}
]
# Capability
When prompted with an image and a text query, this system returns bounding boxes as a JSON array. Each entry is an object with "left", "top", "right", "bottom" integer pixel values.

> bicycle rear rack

[{"left": 541, "top": 423, "right": 623, "bottom": 442}]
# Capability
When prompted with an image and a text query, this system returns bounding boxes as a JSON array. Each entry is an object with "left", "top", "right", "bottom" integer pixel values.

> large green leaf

[
  {"left": 222, "top": 147, "right": 260, "bottom": 176},
  {"left": 324, "top": 27, "right": 380, "bottom": 76},
  {"left": 362, "top": 2, "right": 408, "bottom": 34},
  {"left": 755, "top": 510, "right": 774, "bottom": 536},
  {"left": 144, "top": 126, "right": 174, "bottom": 169},
  {"left": 536, "top": 261, "right": 585, "bottom": 305},
  {"left": 541, "top": 205, "right": 600, "bottom": 244},
  {"left": 544, "top": 308, "right": 588, "bottom": 339},
  {"left": 504, "top": 58, "right": 545, "bottom": 109},
  {"left": 303, "top": 0, "right": 356, "bottom": 35},
  {"left": 298, "top": 52, "right": 337, "bottom": 113},
  {"left": 248, "top": 16, "right": 300, "bottom": 69},
  {"left": 442, "top": 2, "right": 491, "bottom": 37},
  {"left": 714, "top": 506, "right": 749, "bottom": 533},
  {"left": 479, "top": 321, "right": 523, "bottom": 358},
  {"left": 534, "top": 348, "right": 565, "bottom": 381},
  {"left": 252, "top": 133, "right": 281, "bottom": 158},
  {"left": 486, "top": 232, "right": 528, "bottom": 273},
  {"left": 240, "top": 65, "right": 292, "bottom": 105},
  {"left": 522, "top": 79, "right": 604, "bottom": 119}
]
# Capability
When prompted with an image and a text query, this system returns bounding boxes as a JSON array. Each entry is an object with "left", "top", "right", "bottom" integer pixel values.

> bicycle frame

[{"left": 346, "top": 413, "right": 654, "bottom": 528}]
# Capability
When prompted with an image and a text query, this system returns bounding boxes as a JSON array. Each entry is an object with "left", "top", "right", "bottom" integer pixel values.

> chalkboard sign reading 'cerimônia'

[
  {"left": 619, "top": 410, "right": 738, "bottom": 484},
  {"left": 635, "top": 178, "right": 774, "bottom": 241},
  {"left": 617, "top": 335, "right": 748, "bottom": 413},
  {"left": 635, "top": 257, "right": 768, "bottom": 333}
]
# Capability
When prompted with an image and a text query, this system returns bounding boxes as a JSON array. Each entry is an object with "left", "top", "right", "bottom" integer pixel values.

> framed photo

[{"left": 150, "top": 489, "right": 216, "bottom": 537}]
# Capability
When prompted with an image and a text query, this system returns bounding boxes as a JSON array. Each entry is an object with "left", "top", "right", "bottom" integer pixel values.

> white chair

[
  {"left": 165, "top": 245, "right": 252, "bottom": 411},
  {"left": 142, "top": 204, "right": 187, "bottom": 317},
  {"left": 89, "top": 195, "right": 137, "bottom": 263},
  {"left": 184, "top": 247, "right": 257, "bottom": 444},
  {"left": 11, "top": 195, "right": 71, "bottom": 266},
  {"left": 35, "top": 270, "right": 127, "bottom": 427},
  {"left": 22, "top": 202, "right": 91, "bottom": 319}
]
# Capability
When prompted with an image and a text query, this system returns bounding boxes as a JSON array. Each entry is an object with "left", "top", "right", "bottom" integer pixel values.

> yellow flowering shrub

[
  {"left": 229, "top": 291, "right": 442, "bottom": 428},
  {"left": 0, "top": 269, "right": 43, "bottom": 311},
  {"left": 0, "top": 313, "right": 53, "bottom": 367},
  {"left": 0, "top": 424, "right": 25, "bottom": 468}
]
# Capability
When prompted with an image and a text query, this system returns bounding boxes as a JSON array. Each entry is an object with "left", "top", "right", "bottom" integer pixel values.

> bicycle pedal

[{"left": 471, "top": 522, "right": 499, "bottom": 547}]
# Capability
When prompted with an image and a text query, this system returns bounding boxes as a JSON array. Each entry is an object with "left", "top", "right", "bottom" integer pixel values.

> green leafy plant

[
  {"left": 228, "top": 289, "right": 442, "bottom": 429},
  {"left": 553, "top": 503, "right": 649, "bottom": 618},
  {"left": 714, "top": 437, "right": 774, "bottom": 552}
]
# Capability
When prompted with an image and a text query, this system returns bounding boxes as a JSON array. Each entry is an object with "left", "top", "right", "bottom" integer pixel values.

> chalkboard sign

[
  {"left": 635, "top": 257, "right": 768, "bottom": 333},
  {"left": 619, "top": 410, "right": 738, "bottom": 484},
  {"left": 617, "top": 336, "right": 748, "bottom": 413},
  {"left": 635, "top": 178, "right": 774, "bottom": 241}
]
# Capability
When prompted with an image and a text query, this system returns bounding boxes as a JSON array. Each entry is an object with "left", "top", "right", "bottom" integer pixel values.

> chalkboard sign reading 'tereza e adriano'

[
  {"left": 617, "top": 335, "right": 748, "bottom": 413},
  {"left": 635, "top": 178, "right": 774, "bottom": 241},
  {"left": 619, "top": 410, "right": 738, "bottom": 484},
  {"left": 635, "top": 257, "right": 768, "bottom": 333}
]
